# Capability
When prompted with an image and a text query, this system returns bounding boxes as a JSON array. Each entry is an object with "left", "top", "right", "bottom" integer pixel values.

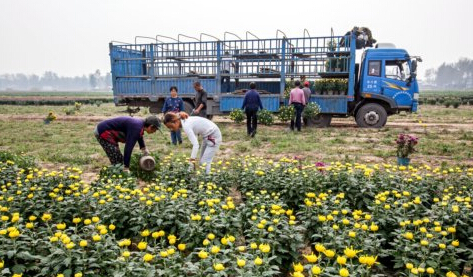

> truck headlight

[{"left": 413, "top": 93, "right": 419, "bottom": 100}]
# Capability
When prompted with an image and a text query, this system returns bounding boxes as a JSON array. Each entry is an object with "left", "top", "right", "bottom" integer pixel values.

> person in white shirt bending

[{"left": 163, "top": 112, "right": 222, "bottom": 174}]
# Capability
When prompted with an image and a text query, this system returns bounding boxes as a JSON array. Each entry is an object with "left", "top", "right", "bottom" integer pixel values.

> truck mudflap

[
  {"left": 411, "top": 101, "right": 418, "bottom": 112},
  {"left": 411, "top": 93, "right": 419, "bottom": 112}
]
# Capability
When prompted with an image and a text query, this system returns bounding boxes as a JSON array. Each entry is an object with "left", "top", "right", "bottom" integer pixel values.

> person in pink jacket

[{"left": 288, "top": 80, "right": 306, "bottom": 131}]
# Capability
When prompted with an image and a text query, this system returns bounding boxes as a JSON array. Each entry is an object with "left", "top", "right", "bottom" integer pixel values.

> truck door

[{"left": 381, "top": 60, "right": 413, "bottom": 109}]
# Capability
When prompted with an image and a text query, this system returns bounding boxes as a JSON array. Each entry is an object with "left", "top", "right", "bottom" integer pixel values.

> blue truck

[{"left": 109, "top": 30, "right": 421, "bottom": 127}]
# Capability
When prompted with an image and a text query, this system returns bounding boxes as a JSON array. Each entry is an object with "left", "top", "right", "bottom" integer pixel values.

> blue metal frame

[
  {"left": 110, "top": 35, "right": 355, "bottom": 113},
  {"left": 110, "top": 34, "right": 353, "bottom": 86},
  {"left": 280, "top": 39, "right": 287, "bottom": 97},
  {"left": 347, "top": 34, "right": 356, "bottom": 100}
]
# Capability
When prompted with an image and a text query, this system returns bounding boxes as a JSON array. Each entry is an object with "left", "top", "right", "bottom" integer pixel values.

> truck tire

[
  {"left": 149, "top": 106, "right": 160, "bottom": 114},
  {"left": 304, "top": 114, "right": 332, "bottom": 128},
  {"left": 355, "top": 103, "right": 387, "bottom": 128},
  {"left": 183, "top": 101, "right": 194, "bottom": 115}
]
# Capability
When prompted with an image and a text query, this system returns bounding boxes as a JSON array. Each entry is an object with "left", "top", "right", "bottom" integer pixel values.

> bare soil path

[{"left": 1, "top": 113, "right": 473, "bottom": 131}]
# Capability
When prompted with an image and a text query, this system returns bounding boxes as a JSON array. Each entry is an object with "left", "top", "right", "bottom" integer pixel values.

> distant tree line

[
  {"left": 2, "top": 59, "right": 473, "bottom": 91},
  {"left": 0, "top": 69, "right": 111, "bottom": 91},
  {"left": 424, "top": 58, "right": 473, "bottom": 89}
]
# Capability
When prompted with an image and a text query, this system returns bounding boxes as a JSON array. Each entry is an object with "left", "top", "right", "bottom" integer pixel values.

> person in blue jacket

[
  {"left": 162, "top": 86, "right": 185, "bottom": 145},
  {"left": 94, "top": 115, "right": 160, "bottom": 172},
  {"left": 241, "top": 82, "right": 263, "bottom": 137}
]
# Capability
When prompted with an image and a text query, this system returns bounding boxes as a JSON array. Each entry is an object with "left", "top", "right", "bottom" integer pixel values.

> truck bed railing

[{"left": 110, "top": 34, "right": 353, "bottom": 80}]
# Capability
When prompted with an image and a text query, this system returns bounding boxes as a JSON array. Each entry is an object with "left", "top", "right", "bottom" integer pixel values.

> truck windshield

[{"left": 385, "top": 60, "right": 410, "bottom": 82}]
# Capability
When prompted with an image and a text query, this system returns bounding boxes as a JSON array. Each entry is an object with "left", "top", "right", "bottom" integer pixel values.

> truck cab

[{"left": 354, "top": 47, "right": 420, "bottom": 127}]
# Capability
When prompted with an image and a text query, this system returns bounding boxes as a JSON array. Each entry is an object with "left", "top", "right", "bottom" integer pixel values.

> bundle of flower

[
  {"left": 314, "top": 79, "right": 348, "bottom": 94},
  {"left": 277, "top": 105, "right": 295, "bottom": 123},
  {"left": 302, "top": 102, "right": 321, "bottom": 120},
  {"left": 396, "top": 134, "right": 419, "bottom": 158},
  {"left": 44, "top": 111, "right": 57, "bottom": 124},
  {"left": 229, "top": 108, "right": 245, "bottom": 124},
  {"left": 257, "top": 109, "right": 274, "bottom": 126}
]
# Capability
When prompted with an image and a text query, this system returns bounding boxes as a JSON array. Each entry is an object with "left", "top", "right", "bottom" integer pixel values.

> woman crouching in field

[
  {"left": 163, "top": 112, "right": 222, "bottom": 174},
  {"left": 94, "top": 115, "right": 160, "bottom": 172}
]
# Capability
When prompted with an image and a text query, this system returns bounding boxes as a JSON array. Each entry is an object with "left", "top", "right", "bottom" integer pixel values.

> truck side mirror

[
  {"left": 407, "top": 60, "right": 417, "bottom": 86},
  {"left": 411, "top": 60, "right": 417, "bottom": 74}
]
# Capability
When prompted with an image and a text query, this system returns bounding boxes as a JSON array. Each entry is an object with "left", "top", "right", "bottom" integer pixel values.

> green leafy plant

[
  {"left": 277, "top": 105, "right": 295, "bottom": 123},
  {"left": 1, "top": 151, "right": 473, "bottom": 277},
  {"left": 64, "top": 102, "right": 82, "bottom": 116},
  {"left": 338, "top": 79, "right": 349, "bottom": 93},
  {"left": 314, "top": 80, "right": 327, "bottom": 94},
  {"left": 257, "top": 109, "right": 274, "bottom": 126},
  {"left": 74, "top": 102, "right": 82, "bottom": 111},
  {"left": 129, "top": 153, "right": 160, "bottom": 182},
  {"left": 327, "top": 79, "right": 338, "bottom": 92},
  {"left": 302, "top": 102, "right": 321, "bottom": 120},
  {"left": 315, "top": 79, "right": 348, "bottom": 94},
  {"left": 284, "top": 80, "right": 296, "bottom": 99},
  {"left": 229, "top": 108, "right": 245, "bottom": 124},
  {"left": 0, "top": 151, "right": 36, "bottom": 169}
]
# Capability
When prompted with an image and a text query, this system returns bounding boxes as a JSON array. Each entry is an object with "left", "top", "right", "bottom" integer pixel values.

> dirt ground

[
  {"left": 2, "top": 111, "right": 472, "bottom": 183},
  {"left": 1, "top": 113, "right": 473, "bottom": 130}
]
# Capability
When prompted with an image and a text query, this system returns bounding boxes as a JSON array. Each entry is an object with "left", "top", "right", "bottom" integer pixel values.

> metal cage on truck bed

[{"left": 109, "top": 32, "right": 356, "bottom": 114}]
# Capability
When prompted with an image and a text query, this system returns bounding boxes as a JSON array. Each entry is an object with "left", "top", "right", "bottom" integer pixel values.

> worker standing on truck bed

[
  {"left": 94, "top": 116, "right": 160, "bottom": 172},
  {"left": 163, "top": 112, "right": 222, "bottom": 174},
  {"left": 192, "top": 81, "right": 208, "bottom": 118}
]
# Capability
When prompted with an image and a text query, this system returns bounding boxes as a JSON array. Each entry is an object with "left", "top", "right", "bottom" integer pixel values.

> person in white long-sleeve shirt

[{"left": 163, "top": 112, "right": 222, "bottom": 174}]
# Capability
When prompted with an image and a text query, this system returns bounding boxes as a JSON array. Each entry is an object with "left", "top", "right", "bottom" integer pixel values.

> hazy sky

[{"left": 1, "top": 0, "right": 472, "bottom": 78}]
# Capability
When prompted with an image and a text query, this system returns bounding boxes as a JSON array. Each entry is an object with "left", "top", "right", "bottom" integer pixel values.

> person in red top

[
  {"left": 94, "top": 115, "right": 160, "bottom": 171},
  {"left": 288, "top": 80, "right": 306, "bottom": 131}
]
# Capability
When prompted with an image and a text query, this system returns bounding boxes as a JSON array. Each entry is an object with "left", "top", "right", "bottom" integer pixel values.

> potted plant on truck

[{"left": 395, "top": 134, "right": 419, "bottom": 166}]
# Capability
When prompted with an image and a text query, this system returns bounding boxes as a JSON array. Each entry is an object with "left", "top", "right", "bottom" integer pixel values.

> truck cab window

[
  {"left": 385, "top": 60, "right": 410, "bottom": 82},
  {"left": 368, "top": 61, "right": 381, "bottom": 77}
]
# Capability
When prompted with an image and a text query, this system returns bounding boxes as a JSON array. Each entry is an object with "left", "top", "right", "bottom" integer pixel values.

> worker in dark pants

[
  {"left": 289, "top": 80, "right": 306, "bottom": 131},
  {"left": 241, "top": 82, "right": 263, "bottom": 137},
  {"left": 192, "top": 81, "right": 208, "bottom": 118},
  {"left": 94, "top": 116, "right": 160, "bottom": 172},
  {"left": 302, "top": 81, "right": 312, "bottom": 126},
  {"left": 302, "top": 81, "right": 312, "bottom": 105}
]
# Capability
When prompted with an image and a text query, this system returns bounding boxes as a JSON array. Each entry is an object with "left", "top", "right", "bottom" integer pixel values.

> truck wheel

[
  {"left": 305, "top": 114, "right": 332, "bottom": 128},
  {"left": 183, "top": 101, "right": 194, "bottom": 115},
  {"left": 149, "top": 106, "right": 160, "bottom": 114},
  {"left": 355, "top": 103, "right": 387, "bottom": 128}
]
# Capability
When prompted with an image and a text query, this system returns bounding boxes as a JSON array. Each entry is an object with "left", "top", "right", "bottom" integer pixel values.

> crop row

[{"left": 0, "top": 154, "right": 472, "bottom": 276}]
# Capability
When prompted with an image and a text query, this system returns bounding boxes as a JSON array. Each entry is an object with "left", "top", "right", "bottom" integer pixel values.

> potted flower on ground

[
  {"left": 395, "top": 134, "right": 419, "bottom": 165},
  {"left": 44, "top": 111, "right": 57, "bottom": 124}
]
